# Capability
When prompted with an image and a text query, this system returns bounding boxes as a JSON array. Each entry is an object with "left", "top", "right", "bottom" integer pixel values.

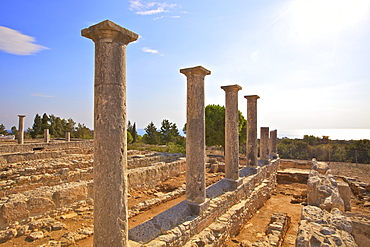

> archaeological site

[{"left": 1, "top": 20, "right": 369, "bottom": 247}]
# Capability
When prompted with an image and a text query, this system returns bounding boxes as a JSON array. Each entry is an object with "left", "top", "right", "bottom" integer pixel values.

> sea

[
  {"left": 277, "top": 129, "right": 370, "bottom": 141},
  {"left": 137, "top": 128, "right": 370, "bottom": 141}
]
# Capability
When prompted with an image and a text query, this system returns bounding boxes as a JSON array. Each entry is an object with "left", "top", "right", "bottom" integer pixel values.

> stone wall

[
  {"left": 0, "top": 140, "right": 94, "bottom": 154},
  {"left": 0, "top": 156, "right": 186, "bottom": 230},
  {"left": 128, "top": 159, "right": 280, "bottom": 246}
]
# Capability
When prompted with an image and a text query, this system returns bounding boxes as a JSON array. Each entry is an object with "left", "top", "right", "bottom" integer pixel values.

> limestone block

[
  {"left": 0, "top": 200, "right": 29, "bottom": 229},
  {"left": 27, "top": 230, "right": 44, "bottom": 241},
  {"left": 27, "top": 197, "right": 55, "bottom": 216},
  {"left": 0, "top": 229, "right": 17, "bottom": 242},
  {"left": 337, "top": 181, "right": 352, "bottom": 211},
  {"left": 52, "top": 183, "right": 87, "bottom": 207},
  {"left": 128, "top": 220, "right": 161, "bottom": 243}
]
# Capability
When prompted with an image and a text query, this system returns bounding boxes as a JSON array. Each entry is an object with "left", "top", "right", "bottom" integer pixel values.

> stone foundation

[{"left": 128, "top": 159, "right": 280, "bottom": 246}]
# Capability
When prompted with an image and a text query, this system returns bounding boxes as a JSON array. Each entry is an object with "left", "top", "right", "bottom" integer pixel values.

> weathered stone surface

[
  {"left": 0, "top": 228, "right": 17, "bottom": 242},
  {"left": 27, "top": 230, "right": 44, "bottom": 241},
  {"left": 180, "top": 66, "right": 211, "bottom": 206},
  {"left": 0, "top": 199, "right": 29, "bottom": 229},
  {"left": 27, "top": 197, "right": 56, "bottom": 216},
  {"left": 222, "top": 85, "right": 242, "bottom": 181},
  {"left": 244, "top": 95, "right": 259, "bottom": 167},
  {"left": 297, "top": 206, "right": 357, "bottom": 247},
  {"left": 260, "top": 127, "right": 270, "bottom": 164}
]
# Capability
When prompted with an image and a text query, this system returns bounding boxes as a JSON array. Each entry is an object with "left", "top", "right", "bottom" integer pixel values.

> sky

[{"left": 1, "top": 0, "right": 369, "bottom": 140}]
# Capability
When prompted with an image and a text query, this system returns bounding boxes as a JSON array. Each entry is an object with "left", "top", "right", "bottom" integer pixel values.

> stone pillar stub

[
  {"left": 82, "top": 20, "right": 138, "bottom": 247},
  {"left": 221, "top": 85, "right": 242, "bottom": 182},
  {"left": 18, "top": 115, "right": 26, "bottom": 145},
  {"left": 65, "top": 132, "right": 71, "bottom": 142},
  {"left": 180, "top": 65, "right": 210, "bottom": 214},
  {"left": 44, "top": 129, "right": 50, "bottom": 143},
  {"left": 269, "top": 129, "right": 278, "bottom": 159},
  {"left": 244, "top": 95, "right": 259, "bottom": 167},
  {"left": 260, "top": 127, "right": 270, "bottom": 164}
]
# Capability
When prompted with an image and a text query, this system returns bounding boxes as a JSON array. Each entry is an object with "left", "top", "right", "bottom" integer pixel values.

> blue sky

[{"left": 1, "top": 0, "right": 369, "bottom": 139}]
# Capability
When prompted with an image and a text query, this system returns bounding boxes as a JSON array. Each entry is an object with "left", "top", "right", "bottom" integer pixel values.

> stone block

[
  {"left": 128, "top": 220, "right": 161, "bottom": 244},
  {"left": 27, "top": 197, "right": 55, "bottom": 216}
]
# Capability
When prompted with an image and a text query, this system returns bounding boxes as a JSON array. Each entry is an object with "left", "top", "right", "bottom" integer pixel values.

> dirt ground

[{"left": 225, "top": 183, "right": 307, "bottom": 247}]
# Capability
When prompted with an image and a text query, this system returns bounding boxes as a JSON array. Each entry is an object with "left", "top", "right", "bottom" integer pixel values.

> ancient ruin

[{"left": 0, "top": 20, "right": 369, "bottom": 247}]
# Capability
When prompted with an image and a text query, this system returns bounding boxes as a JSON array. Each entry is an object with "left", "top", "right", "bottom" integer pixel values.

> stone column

[
  {"left": 82, "top": 20, "right": 138, "bottom": 247},
  {"left": 180, "top": 66, "right": 211, "bottom": 215},
  {"left": 244, "top": 95, "right": 259, "bottom": 166},
  {"left": 44, "top": 129, "right": 50, "bottom": 143},
  {"left": 260, "top": 127, "right": 270, "bottom": 164},
  {"left": 65, "top": 132, "right": 71, "bottom": 142},
  {"left": 269, "top": 129, "right": 278, "bottom": 159},
  {"left": 221, "top": 85, "right": 242, "bottom": 187},
  {"left": 17, "top": 115, "right": 26, "bottom": 144}
]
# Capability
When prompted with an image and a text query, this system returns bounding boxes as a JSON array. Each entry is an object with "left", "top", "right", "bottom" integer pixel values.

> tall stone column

[
  {"left": 180, "top": 66, "right": 211, "bottom": 215},
  {"left": 65, "top": 132, "right": 71, "bottom": 142},
  {"left": 260, "top": 127, "right": 270, "bottom": 164},
  {"left": 17, "top": 115, "right": 26, "bottom": 144},
  {"left": 269, "top": 129, "right": 278, "bottom": 159},
  {"left": 221, "top": 85, "right": 242, "bottom": 185},
  {"left": 82, "top": 20, "right": 138, "bottom": 247},
  {"left": 44, "top": 129, "right": 50, "bottom": 143},
  {"left": 244, "top": 95, "right": 259, "bottom": 166}
]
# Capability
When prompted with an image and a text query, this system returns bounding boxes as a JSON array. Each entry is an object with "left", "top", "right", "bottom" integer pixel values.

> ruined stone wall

[
  {"left": 0, "top": 140, "right": 94, "bottom": 154},
  {"left": 128, "top": 159, "right": 280, "bottom": 246},
  {"left": 0, "top": 156, "right": 185, "bottom": 230}
]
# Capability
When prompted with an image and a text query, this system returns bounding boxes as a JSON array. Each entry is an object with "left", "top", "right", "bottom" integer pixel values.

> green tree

[
  {"left": 41, "top": 113, "right": 50, "bottom": 132},
  {"left": 64, "top": 118, "right": 76, "bottom": 133},
  {"left": 205, "top": 104, "right": 225, "bottom": 147},
  {"left": 11, "top": 126, "right": 18, "bottom": 137},
  {"left": 143, "top": 122, "right": 159, "bottom": 144},
  {"left": 160, "top": 119, "right": 180, "bottom": 144},
  {"left": 127, "top": 121, "right": 138, "bottom": 143},
  {"left": 31, "top": 114, "right": 42, "bottom": 138},
  {"left": 0, "top": 124, "right": 7, "bottom": 135},
  {"left": 75, "top": 123, "right": 93, "bottom": 139},
  {"left": 127, "top": 131, "right": 133, "bottom": 144}
]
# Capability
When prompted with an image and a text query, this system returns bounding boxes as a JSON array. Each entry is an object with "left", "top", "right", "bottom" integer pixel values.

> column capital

[
  {"left": 244, "top": 95, "right": 260, "bottom": 100},
  {"left": 82, "top": 20, "right": 139, "bottom": 45},
  {"left": 18, "top": 115, "right": 26, "bottom": 118},
  {"left": 180, "top": 66, "right": 211, "bottom": 77},
  {"left": 221, "top": 84, "right": 242, "bottom": 92}
]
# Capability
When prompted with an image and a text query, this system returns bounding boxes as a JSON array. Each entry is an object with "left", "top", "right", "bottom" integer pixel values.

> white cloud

[
  {"left": 142, "top": 47, "right": 159, "bottom": 54},
  {"left": 129, "top": 0, "right": 177, "bottom": 15},
  {"left": 137, "top": 7, "right": 168, "bottom": 15},
  {"left": 0, "top": 26, "right": 48, "bottom": 55},
  {"left": 32, "top": 93, "right": 54, "bottom": 98}
]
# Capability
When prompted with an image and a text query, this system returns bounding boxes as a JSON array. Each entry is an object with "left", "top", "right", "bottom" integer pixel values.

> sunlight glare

[{"left": 288, "top": 0, "right": 370, "bottom": 42}]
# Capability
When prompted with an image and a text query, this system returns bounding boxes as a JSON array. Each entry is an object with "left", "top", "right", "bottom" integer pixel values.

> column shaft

[
  {"left": 244, "top": 95, "right": 259, "bottom": 166},
  {"left": 180, "top": 66, "right": 211, "bottom": 205},
  {"left": 222, "top": 85, "right": 242, "bottom": 180},
  {"left": 44, "top": 129, "right": 50, "bottom": 143},
  {"left": 18, "top": 115, "right": 25, "bottom": 145},
  {"left": 260, "top": 127, "right": 270, "bottom": 162},
  {"left": 66, "top": 132, "right": 71, "bottom": 142},
  {"left": 269, "top": 129, "right": 278, "bottom": 159},
  {"left": 82, "top": 20, "right": 138, "bottom": 247}
]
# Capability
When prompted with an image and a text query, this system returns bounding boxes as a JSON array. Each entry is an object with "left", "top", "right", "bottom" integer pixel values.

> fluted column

[
  {"left": 44, "top": 129, "right": 50, "bottom": 143},
  {"left": 221, "top": 85, "right": 242, "bottom": 182},
  {"left": 244, "top": 95, "right": 259, "bottom": 166},
  {"left": 269, "top": 129, "right": 278, "bottom": 159},
  {"left": 180, "top": 66, "right": 211, "bottom": 215},
  {"left": 260, "top": 127, "right": 270, "bottom": 164},
  {"left": 82, "top": 20, "right": 138, "bottom": 247},
  {"left": 17, "top": 115, "right": 26, "bottom": 144}
]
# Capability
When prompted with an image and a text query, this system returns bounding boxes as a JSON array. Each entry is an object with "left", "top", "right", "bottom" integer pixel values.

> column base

[{"left": 187, "top": 199, "right": 210, "bottom": 215}]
